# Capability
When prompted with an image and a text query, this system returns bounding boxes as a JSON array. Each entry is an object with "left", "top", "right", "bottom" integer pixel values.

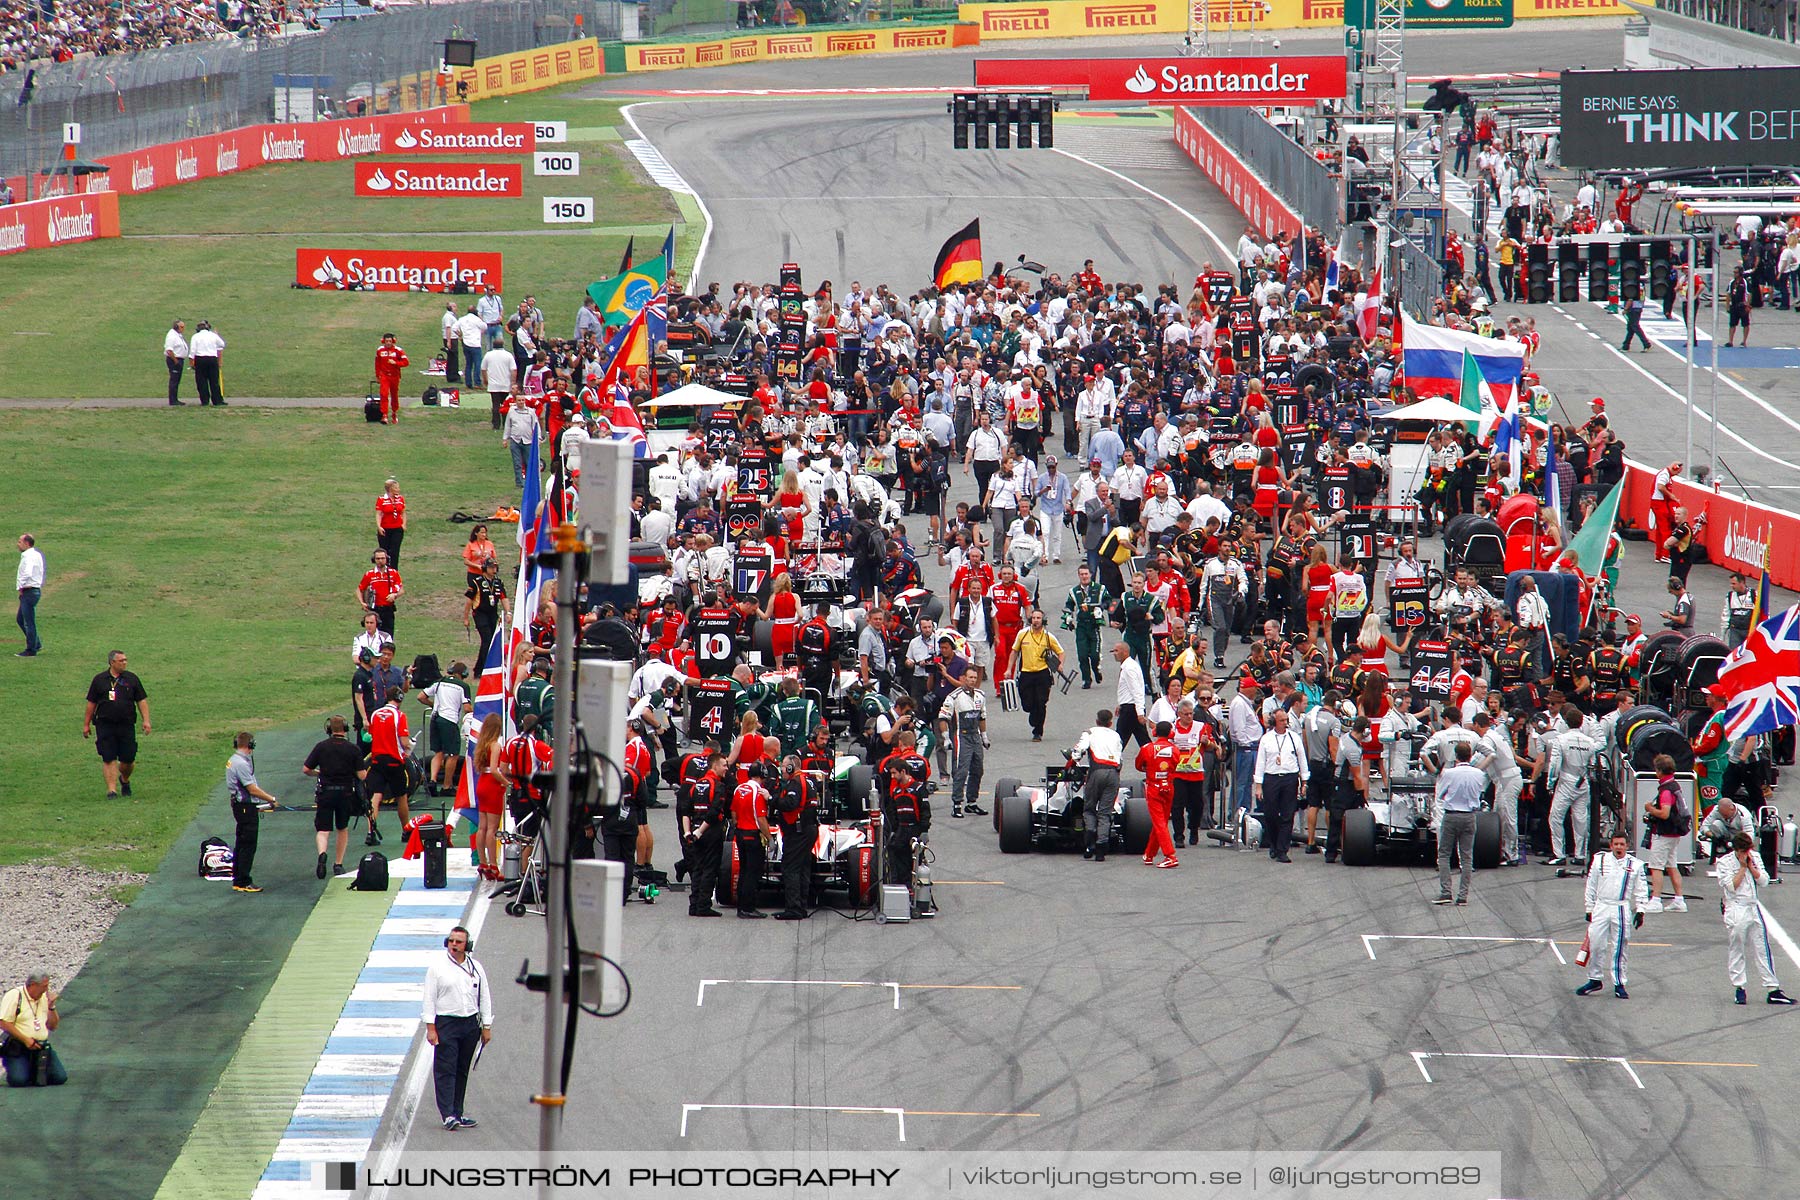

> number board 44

[{"left": 542, "top": 196, "right": 594, "bottom": 224}]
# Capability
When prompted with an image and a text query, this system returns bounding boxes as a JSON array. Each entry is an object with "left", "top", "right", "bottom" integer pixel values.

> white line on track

[
  {"left": 621, "top": 103, "right": 716, "bottom": 283},
  {"left": 1412, "top": 1051, "right": 1644, "bottom": 1089},
  {"left": 681, "top": 1103, "right": 907, "bottom": 1141},
  {"left": 696, "top": 978, "right": 901, "bottom": 1009},
  {"left": 1756, "top": 903, "right": 1800, "bottom": 976},
  {"left": 1049, "top": 146, "right": 1235, "bottom": 261},
  {"left": 1362, "top": 934, "right": 1565, "bottom": 965}
]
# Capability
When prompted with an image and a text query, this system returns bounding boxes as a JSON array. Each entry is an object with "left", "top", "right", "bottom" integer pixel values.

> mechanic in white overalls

[
  {"left": 1578, "top": 829, "right": 1650, "bottom": 1000},
  {"left": 1718, "top": 832, "right": 1796, "bottom": 1007}
]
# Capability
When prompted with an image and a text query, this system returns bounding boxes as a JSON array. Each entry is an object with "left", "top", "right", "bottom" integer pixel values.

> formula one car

[
  {"left": 991, "top": 762, "right": 1152, "bottom": 856},
  {"left": 715, "top": 756, "right": 880, "bottom": 908},
  {"left": 1339, "top": 730, "right": 1500, "bottom": 868}
]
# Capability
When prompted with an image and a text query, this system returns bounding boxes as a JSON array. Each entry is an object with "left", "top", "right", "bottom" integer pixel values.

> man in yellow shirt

[
  {"left": 1496, "top": 236, "right": 1521, "bottom": 303},
  {"left": 1, "top": 973, "right": 66, "bottom": 1087},
  {"left": 1008, "top": 609, "right": 1067, "bottom": 743}
]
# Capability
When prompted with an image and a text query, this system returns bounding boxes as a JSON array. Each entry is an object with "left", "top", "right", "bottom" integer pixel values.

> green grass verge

[
  {"left": 0, "top": 89, "right": 682, "bottom": 400},
  {"left": 0, "top": 406, "right": 515, "bottom": 872}
]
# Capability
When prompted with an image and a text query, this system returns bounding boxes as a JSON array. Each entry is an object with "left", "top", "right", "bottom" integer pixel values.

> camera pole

[{"left": 534, "top": 521, "right": 581, "bottom": 1193}]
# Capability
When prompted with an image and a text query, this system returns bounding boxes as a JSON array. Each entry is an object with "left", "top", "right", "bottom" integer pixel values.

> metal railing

[
  {"left": 1191, "top": 107, "right": 1342, "bottom": 239},
  {"left": 1, "top": 0, "right": 614, "bottom": 182},
  {"left": 1658, "top": 0, "right": 1800, "bottom": 43},
  {"left": 1392, "top": 237, "right": 1443, "bottom": 324},
  {"left": 641, "top": 0, "right": 954, "bottom": 34}
]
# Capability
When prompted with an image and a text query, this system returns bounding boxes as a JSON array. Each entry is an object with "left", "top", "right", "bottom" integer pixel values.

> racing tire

[
  {"left": 751, "top": 621, "right": 775, "bottom": 658},
  {"left": 998, "top": 792, "right": 1032, "bottom": 854},
  {"left": 1473, "top": 811, "right": 1501, "bottom": 870},
  {"left": 716, "top": 838, "right": 739, "bottom": 907},
  {"left": 1342, "top": 809, "right": 1377, "bottom": 866},
  {"left": 1120, "top": 796, "right": 1152, "bottom": 856},
  {"left": 992, "top": 776, "right": 1021, "bottom": 831},
  {"left": 844, "top": 843, "right": 876, "bottom": 908},
  {"left": 845, "top": 763, "right": 874, "bottom": 817}
]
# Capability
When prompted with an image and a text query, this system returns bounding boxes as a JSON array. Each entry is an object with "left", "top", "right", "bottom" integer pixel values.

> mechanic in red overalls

[
  {"left": 731, "top": 752, "right": 774, "bottom": 919},
  {"left": 989, "top": 564, "right": 1031, "bottom": 684},
  {"left": 374, "top": 333, "right": 409, "bottom": 425},
  {"left": 1135, "top": 722, "right": 1180, "bottom": 868}
]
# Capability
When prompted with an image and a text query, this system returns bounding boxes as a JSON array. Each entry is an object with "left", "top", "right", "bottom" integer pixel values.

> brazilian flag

[{"left": 587, "top": 253, "right": 667, "bottom": 326}]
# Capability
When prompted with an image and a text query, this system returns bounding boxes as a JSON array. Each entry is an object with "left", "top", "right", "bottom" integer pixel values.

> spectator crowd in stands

[{"left": 1, "top": 0, "right": 319, "bottom": 73}]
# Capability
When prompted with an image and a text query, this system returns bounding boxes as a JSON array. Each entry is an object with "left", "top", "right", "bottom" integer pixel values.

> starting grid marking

[
  {"left": 679, "top": 1104, "right": 1042, "bottom": 1141},
  {"left": 1362, "top": 934, "right": 1566, "bottom": 965},
  {"left": 1412, "top": 1051, "right": 1757, "bottom": 1089},
  {"left": 695, "top": 979, "right": 1024, "bottom": 1008}
]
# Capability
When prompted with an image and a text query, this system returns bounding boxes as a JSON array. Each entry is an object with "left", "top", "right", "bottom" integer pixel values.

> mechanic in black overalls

[
  {"left": 1493, "top": 628, "right": 1537, "bottom": 711},
  {"left": 882, "top": 758, "right": 930, "bottom": 887},
  {"left": 773, "top": 756, "right": 819, "bottom": 921},
  {"left": 683, "top": 756, "right": 728, "bottom": 918}
]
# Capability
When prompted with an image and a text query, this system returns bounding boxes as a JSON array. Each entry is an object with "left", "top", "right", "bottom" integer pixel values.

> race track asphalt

[{"left": 375, "top": 25, "right": 1800, "bottom": 1198}]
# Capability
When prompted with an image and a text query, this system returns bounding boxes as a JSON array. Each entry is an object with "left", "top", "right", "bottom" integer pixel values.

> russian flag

[{"left": 1398, "top": 312, "right": 1527, "bottom": 414}]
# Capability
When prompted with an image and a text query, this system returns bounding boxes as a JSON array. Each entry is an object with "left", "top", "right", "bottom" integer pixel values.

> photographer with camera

[
  {"left": 303, "top": 716, "right": 367, "bottom": 879},
  {"left": 0, "top": 973, "right": 66, "bottom": 1087}
]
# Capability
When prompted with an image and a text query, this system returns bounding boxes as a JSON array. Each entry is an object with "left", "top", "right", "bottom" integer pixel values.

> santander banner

[
  {"left": 9, "top": 108, "right": 470, "bottom": 203},
  {"left": 353, "top": 162, "right": 524, "bottom": 198},
  {"left": 0, "top": 191, "right": 121, "bottom": 257},
  {"left": 975, "top": 55, "right": 1347, "bottom": 103},
  {"left": 297, "top": 248, "right": 503, "bottom": 292},
  {"left": 383, "top": 122, "right": 536, "bottom": 154},
  {"left": 1618, "top": 463, "right": 1800, "bottom": 592}
]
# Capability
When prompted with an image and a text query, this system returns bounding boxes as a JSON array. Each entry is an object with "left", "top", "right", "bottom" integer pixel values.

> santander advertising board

[
  {"left": 381, "top": 122, "right": 537, "bottom": 154},
  {"left": 353, "top": 161, "right": 524, "bottom": 198}
]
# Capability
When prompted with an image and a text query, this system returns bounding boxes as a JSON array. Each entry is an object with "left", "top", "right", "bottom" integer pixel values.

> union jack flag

[
  {"left": 1710, "top": 602, "right": 1800, "bottom": 741},
  {"left": 456, "top": 623, "right": 512, "bottom": 814}
]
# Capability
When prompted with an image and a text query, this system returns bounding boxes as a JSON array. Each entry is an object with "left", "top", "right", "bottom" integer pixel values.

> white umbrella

[
  {"left": 642, "top": 382, "right": 742, "bottom": 408},
  {"left": 1375, "top": 395, "right": 1479, "bottom": 424}
]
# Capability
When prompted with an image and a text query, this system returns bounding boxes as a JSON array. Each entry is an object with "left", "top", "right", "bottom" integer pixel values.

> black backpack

[
  {"left": 800, "top": 620, "right": 832, "bottom": 659},
  {"left": 349, "top": 851, "right": 389, "bottom": 891},
  {"left": 363, "top": 396, "right": 383, "bottom": 423}
]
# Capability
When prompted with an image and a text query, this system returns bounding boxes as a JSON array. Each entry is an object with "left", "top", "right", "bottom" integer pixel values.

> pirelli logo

[
  {"left": 696, "top": 42, "right": 725, "bottom": 65},
  {"left": 1086, "top": 2, "right": 1157, "bottom": 27},
  {"left": 983, "top": 6, "right": 1051, "bottom": 31},
  {"left": 576, "top": 44, "right": 598, "bottom": 70},
  {"left": 825, "top": 32, "right": 878, "bottom": 52},
  {"left": 894, "top": 28, "right": 949, "bottom": 47},
  {"left": 638, "top": 46, "right": 688, "bottom": 67},
  {"left": 766, "top": 35, "right": 814, "bottom": 56},
  {"left": 729, "top": 38, "right": 759, "bottom": 60},
  {"left": 1302, "top": 0, "right": 1344, "bottom": 18}
]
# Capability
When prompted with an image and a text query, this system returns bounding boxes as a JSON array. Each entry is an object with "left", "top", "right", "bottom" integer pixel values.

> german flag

[{"left": 932, "top": 219, "right": 982, "bottom": 289}]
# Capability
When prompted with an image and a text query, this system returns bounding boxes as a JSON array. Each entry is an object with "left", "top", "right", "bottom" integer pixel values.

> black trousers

[
  {"left": 1117, "top": 702, "right": 1151, "bottom": 750},
  {"left": 601, "top": 828, "right": 636, "bottom": 904},
  {"left": 193, "top": 357, "right": 224, "bottom": 405},
  {"left": 166, "top": 356, "right": 185, "bottom": 403},
  {"left": 780, "top": 815, "right": 817, "bottom": 914},
  {"left": 374, "top": 604, "right": 395, "bottom": 635},
  {"left": 688, "top": 827, "right": 721, "bottom": 913},
  {"left": 231, "top": 799, "right": 259, "bottom": 886},
  {"left": 430, "top": 1013, "right": 481, "bottom": 1120},
  {"left": 378, "top": 527, "right": 404, "bottom": 568},
  {"left": 972, "top": 461, "right": 998, "bottom": 510},
  {"left": 444, "top": 341, "right": 461, "bottom": 385},
  {"left": 735, "top": 834, "right": 766, "bottom": 912},
  {"left": 474, "top": 614, "right": 498, "bottom": 668},
  {"left": 1171, "top": 777, "right": 1207, "bottom": 841},
  {"left": 1261, "top": 774, "right": 1300, "bottom": 857},
  {"left": 1018, "top": 669, "right": 1052, "bottom": 737}
]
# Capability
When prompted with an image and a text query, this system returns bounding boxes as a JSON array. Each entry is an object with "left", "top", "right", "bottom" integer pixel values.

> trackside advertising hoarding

[
  {"left": 383, "top": 123, "right": 537, "bottom": 154},
  {"left": 975, "top": 56, "right": 1347, "bottom": 104},
  {"left": 295, "top": 248, "right": 503, "bottom": 292},
  {"left": 353, "top": 162, "right": 524, "bottom": 198},
  {"left": 1560, "top": 66, "right": 1800, "bottom": 170},
  {"left": 0, "top": 191, "right": 121, "bottom": 257}
]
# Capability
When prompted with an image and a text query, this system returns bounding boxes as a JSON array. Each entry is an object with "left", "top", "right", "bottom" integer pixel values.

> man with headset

[
  {"left": 423, "top": 925, "right": 493, "bottom": 1131},
  {"left": 302, "top": 716, "right": 366, "bottom": 879},
  {"left": 225, "top": 732, "right": 280, "bottom": 894}
]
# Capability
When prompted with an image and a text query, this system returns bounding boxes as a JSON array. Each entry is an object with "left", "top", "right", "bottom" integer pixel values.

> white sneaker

[
  {"left": 1666, "top": 897, "right": 1687, "bottom": 912},
  {"left": 1643, "top": 898, "right": 1665, "bottom": 914}
]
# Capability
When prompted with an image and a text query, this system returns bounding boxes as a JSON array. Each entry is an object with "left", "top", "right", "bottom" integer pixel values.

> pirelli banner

[
  {"left": 961, "top": 0, "right": 1617, "bottom": 40},
  {"left": 444, "top": 38, "right": 602, "bottom": 101},
  {"left": 1560, "top": 66, "right": 1800, "bottom": 170},
  {"left": 622, "top": 23, "right": 979, "bottom": 72}
]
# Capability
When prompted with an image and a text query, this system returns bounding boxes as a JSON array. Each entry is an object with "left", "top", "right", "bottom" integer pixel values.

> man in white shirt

[
  {"left": 1070, "top": 708, "right": 1125, "bottom": 861},
  {"left": 1186, "top": 483, "right": 1232, "bottom": 532},
  {"left": 1717, "top": 833, "right": 1795, "bottom": 1006},
  {"left": 475, "top": 285, "right": 506, "bottom": 346},
  {"left": 1111, "top": 640, "right": 1149, "bottom": 750},
  {"left": 1514, "top": 575, "right": 1552, "bottom": 679},
  {"left": 456, "top": 305, "right": 488, "bottom": 382},
  {"left": 16, "top": 532, "right": 44, "bottom": 657},
  {"left": 1470, "top": 711, "right": 1525, "bottom": 866},
  {"left": 1226, "top": 683, "right": 1264, "bottom": 823},
  {"left": 423, "top": 925, "right": 493, "bottom": 1130},
  {"left": 482, "top": 342, "right": 519, "bottom": 432},
  {"left": 189, "top": 320, "right": 226, "bottom": 406},
  {"left": 1252, "top": 707, "right": 1309, "bottom": 862},
  {"left": 1110, "top": 449, "right": 1148, "bottom": 526},
  {"left": 163, "top": 319, "right": 189, "bottom": 406}
]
